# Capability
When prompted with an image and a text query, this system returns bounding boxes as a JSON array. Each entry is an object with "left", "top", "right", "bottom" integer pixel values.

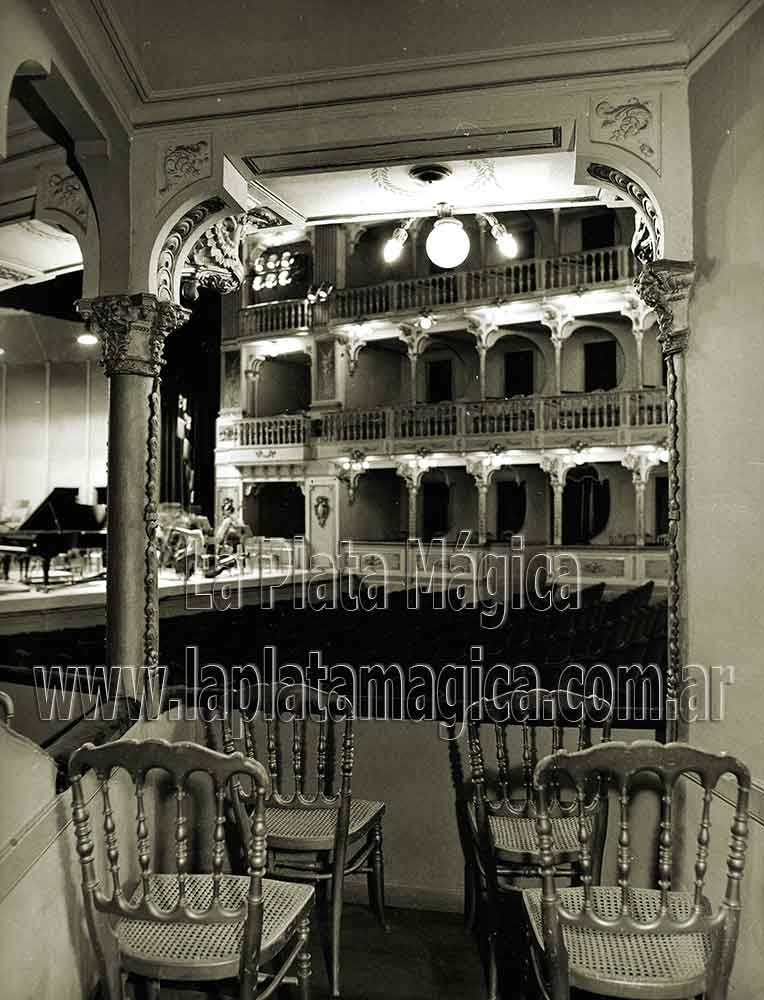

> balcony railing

[
  {"left": 239, "top": 245, "right": 638, "bottom": 336},
  {"left": 321, "top": 388, "right": 666, "bottom": 443},
  {"left": 217, "top": 389, "right": 666, "bottom": 454},
  {"left": 217, "top": 413, "right": 310, "bottom": 449}
]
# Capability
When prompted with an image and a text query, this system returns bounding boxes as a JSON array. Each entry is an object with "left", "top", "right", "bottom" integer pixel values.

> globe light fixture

[
  {"left": 425, "top": 204, "right": 470, "bottom": 269},
  {"left": 77, "top": 333, "right": 98, "bottom": 346}
]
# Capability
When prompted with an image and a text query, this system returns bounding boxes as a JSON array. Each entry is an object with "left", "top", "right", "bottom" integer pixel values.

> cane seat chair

[
  {"left": 68, "top": 738, "right": 314, "bottom": 1000},
  {"left": 523, "top": 740, "right": 751, "bottom": 999},
  {"left": 207, "top": 683, "right": 386, "bottom": 998},
  {"left": 467, "top": 688, "right": 613, "bottom": 999}
]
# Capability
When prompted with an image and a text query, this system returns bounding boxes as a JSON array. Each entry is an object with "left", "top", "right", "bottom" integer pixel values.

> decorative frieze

[
  {"left": 36, "top": 167, "right": 89, "bottom": 237},
  {"left": 157, "top": 138, "right": 212, "bottom": 201},
  {"left": 590, "top": 93, "right": 660, "bottom": 173}
]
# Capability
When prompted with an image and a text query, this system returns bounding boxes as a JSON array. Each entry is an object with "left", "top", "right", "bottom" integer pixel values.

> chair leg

[
  {"left": 367, "top": 819, "right": 389, "bottom": 932},
  {"left": 487, "top": 932, "right": 498, "bottom": 1000},
  {"left": 330, "top": 870, "right": 345, "bottom": 998},
  {"left": 464, "top": 860, "right": 479, "bottom": 930},
  {"left": 296, "top": 914, "right": 312, "bottom": 1000}
]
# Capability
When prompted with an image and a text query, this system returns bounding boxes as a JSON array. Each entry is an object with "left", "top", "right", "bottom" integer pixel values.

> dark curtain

[{"left": 160, "top": 288, "right": 221, "bottom": 521}]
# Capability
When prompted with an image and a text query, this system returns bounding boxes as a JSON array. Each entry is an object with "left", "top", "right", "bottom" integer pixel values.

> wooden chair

[
  {"left": 467, "top": 688, "right": 613, "bottom": 999},
  {"left": 68, "top": 737, "right": 314, "bottom": 1000},
  {"left": 207, "top": 683, "right": 386, "bottom": 998},
  {"left": 523, "top": 740, "right": 751, "bottom": 1000}
]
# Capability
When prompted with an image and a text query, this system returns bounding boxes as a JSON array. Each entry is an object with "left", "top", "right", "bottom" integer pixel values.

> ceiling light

[
  {"left": 383, "top": 222, "right": 411, "bottom": 263},
  {"left": 425, "top": 204, "right": 470, "bottom": 269},
  {"left": 0, "top": 348, "right": 5, "bottom": 356},
  {"left": 418, "top": 311, "right": 434, "bottom": 331},
  {"left": 77, "top": 333, "right": 98, "bottom": 346},
  {"left": 496, "top": 230, "right": 519, "bottom": 258}
]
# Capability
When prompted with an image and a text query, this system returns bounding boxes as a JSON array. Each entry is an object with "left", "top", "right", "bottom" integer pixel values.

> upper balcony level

[{"left": 240, "top": 244, "right": 636, "bottom": 338}]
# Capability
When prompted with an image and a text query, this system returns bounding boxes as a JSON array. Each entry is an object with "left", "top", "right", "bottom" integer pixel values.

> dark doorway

[
  {"left": 654, "top": 476, "right": 669, "bottom": 540},
  {"left": 245, "top": 483, "right": 305, "bottom": 538},
  {"left": 581, "top": 213, "right": 615, "bottom": 250},
  {"left": 426, "top": 359, "right": 453, "bottom": 403},
  {"left": 421, "top": 481, "right": 450, "bottom": 540},
  {"left": 560, "top": 465, "right": 610, "bottom": 545},
  {"left": 497, "top": 481, "right": 527, "bottom": 539},
  {"left": 584, "top": 340, "right": 618, "bottom": 392},
  {"left": 504, "top": 350, "right": 534, "bottom": 397}
]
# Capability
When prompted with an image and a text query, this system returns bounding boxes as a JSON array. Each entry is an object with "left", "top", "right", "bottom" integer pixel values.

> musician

[{"left": 215, "top": 497, "right": 245, "bottom": 554}]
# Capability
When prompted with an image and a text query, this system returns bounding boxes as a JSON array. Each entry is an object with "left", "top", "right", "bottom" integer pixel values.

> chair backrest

[
  {"left": 206, "top": 683, "right": 355, "bottom": 807},
  {"left": 0, "top": 691, "right": 14, "bottom": 727},
  {"left": 468, "top": 687, "right": 614, "bottom": 820},
  {"left": 68, "top": 738, "right": 271, "bottom": 931},
  {"left": 534, "top": 740, "right": 750, "bottom": 998}
]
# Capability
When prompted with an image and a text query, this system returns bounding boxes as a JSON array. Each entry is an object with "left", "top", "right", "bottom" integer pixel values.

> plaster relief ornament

[
  {"left": 590, "top": 94, "right": 660, "bottom": 173},
  {"left": 158, "top": 139, "right": 211, "bottom": 197},
  {"left": 313, "top": 495, "right": 331, "bottom": 529}
]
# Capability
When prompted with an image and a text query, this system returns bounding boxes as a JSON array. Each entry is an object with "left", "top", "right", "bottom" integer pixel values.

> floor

[{"left": 135, "top": 903, "right": 504, "bottom": 1000}]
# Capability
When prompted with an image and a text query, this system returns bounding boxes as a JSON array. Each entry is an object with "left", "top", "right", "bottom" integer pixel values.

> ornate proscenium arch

[
  {"left": 587, "top": 161, "right": 693, "bottom": 740},
  {"left": 586, "top": 162, "right": 664, "bottom": 263},
  {"left": 156, "top": 201, "right": 289, "bottom": 305}
]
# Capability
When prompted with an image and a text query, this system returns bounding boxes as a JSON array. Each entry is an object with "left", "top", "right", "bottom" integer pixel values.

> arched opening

[
  {"left": 563, "top": 325, "right": 626, "bottom": 393},
  {"left": 244, "top": 482, "right": 305, "bottom": 538},
  {"left": 559, "top": 464, "right": 610, "bottom": 545}
]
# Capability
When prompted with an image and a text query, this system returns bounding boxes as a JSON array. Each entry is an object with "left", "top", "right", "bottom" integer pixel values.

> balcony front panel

[{"left": 216, "top": 413, "right": 312, "bottom": 464}]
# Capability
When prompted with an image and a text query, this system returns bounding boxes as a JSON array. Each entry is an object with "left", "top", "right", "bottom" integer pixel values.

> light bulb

[
  {"left": 383, "top": 225, "right": 408, "bottom": 263},
  {"left": 425, "top": 217, "right": 470, "bottom": 269},
  {"left": 496, "top": 230, "right": 519, "bottom": 258},
  {"left": 77, "top": 333, "right": 98, "bottom": 346},
  {"left": 418, "top": 313, "right": 433, "bottom": 331}
]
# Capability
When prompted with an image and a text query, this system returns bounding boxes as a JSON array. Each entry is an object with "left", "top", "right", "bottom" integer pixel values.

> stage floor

[{"left": 0, "top": 567, "right": 311, "bottom": 635}]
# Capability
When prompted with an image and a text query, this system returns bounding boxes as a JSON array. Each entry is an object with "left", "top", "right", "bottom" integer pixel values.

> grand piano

[{"left": 0, "top": 487, "right": 107, "bottom": 590}]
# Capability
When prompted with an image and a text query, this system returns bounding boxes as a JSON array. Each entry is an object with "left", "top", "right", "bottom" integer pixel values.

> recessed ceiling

[
  {"left": 249, "top": 152, "right": 602, "bottom": 226},
  {"left": 0, "top": 221, "right": 83, "bottom": 292},
  {"left": 94, "top": 0, "right": 748, "bottom": 98},
  {"left": 0, "top": 310, "right": 93, "bottom": 364}
]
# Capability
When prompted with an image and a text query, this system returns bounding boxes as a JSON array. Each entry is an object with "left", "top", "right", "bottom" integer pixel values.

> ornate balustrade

[
  {"left": 217, "top": 413, "right": 310, "bottom": 449},
  {"left": 238, "top": 245, "right": 637, "bottom": 335},
  {"left": 239, "top": 298, "right": 313, "bottom": 337},
  {"left": 216, "top": 388, "right": 666, "bottom": 460},
  {"left": 320, "top": 388, "right": 666, "bottom": 445}
]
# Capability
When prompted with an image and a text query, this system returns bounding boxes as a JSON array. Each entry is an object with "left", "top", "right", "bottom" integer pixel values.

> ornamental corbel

[
  {"left": 621, "top": 447, "right": 666, "bottom": 486},
  {"left": 633, "top": 260, "right": 695, "bottom": 356},
  {"left": 539, "top": 303, "right": 576, "bottom": 345},
  {"left": 398, "top": 321, "right": 431, "bottom": 360},
  {"left": 340, "top": 326, "right": 369, "bottom": 376},
  {"left": 539, "top": 450, "right": 586, "bottom": 489},
  {"left": 335, "top": 450, "right": 369, "bottom": 504}
]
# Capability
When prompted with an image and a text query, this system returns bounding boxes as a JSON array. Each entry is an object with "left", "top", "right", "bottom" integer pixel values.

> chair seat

[
  {"left": 266, "top": 798, "right": 385, "bottom": 849},
  {"left": 523, "top": 886, "right": 711, "bottom": 995},
  {"left": 469, "top": 804, "right": 589, "bottom": 860},
  {"left": 115, "top": 875, "right": 313, "bottom": 977}
]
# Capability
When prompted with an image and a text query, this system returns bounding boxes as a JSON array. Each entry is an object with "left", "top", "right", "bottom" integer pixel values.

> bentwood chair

[
  {"left": 207, "top": 684, "right": 387, "bottom": 998},
  {"left": 68, "top": 738, "right": 314, "bottom": 1000},
  {"left": 467, "top": 688, "right": 613, "bottom": 999},
  {"left": 523, "top": 740, "right": 751, "bottom": 1000}
]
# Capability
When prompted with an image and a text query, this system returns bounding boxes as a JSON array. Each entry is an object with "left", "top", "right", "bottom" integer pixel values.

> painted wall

[
  {"left": 0, "top": 360, "right": 107, "bottom": 520},
  {"left": 685, "top": 9, "right": 764, "bottom": 997},
  {"left": 346, "top": 342, "right": 405, "bottom": 409}
]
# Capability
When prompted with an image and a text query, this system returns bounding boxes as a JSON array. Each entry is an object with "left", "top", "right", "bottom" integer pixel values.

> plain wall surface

[{"left": 686, "top": 8, "right": 764, "bottom": 997}]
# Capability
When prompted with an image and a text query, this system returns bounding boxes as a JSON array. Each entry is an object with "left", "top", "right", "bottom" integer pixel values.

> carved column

[
  {"left": 633, "top": 259, "right": 695, "bottom": 739},
  {"left": 77, "top": 294, "right": 190, "bottom": 702},
  {"left": 398, "top": 322, "right": 431, "bottom": 405},
  {"left": 540, "top": 452, "right": 583, "bottom": 546},
  {"left": 621, "top": 449, "right": 663, "bottom": 546},
  {"left": 465, "top": 457, "right": 497, "bottom": 544},
  {"left": 246, "top": 357, "right": 267, "bottom": 417},
  {"left": 395, "top": 459, "right": 427, "bottom": 538},
  {"left": 620, "top": 289, "right": 656, "bottom": 388},
  {"left": 540, "top": 305, "right": 575, "bottom": 395},
  {"left": 466, "top": 311, "right": 497, "bottom": 402}
]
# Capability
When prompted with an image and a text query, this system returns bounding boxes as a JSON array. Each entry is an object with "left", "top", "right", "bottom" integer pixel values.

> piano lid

[{"left": 19, "top": 488, "right": 106, "bottom": 532}]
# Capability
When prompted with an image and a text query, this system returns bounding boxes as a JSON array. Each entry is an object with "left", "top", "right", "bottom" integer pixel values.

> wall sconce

[{"left": 305, "top": 282, "right": 334, "bottom": 304}]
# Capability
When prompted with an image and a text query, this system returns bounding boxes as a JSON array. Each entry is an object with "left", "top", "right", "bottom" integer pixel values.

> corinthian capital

[
  {"left": 633, "top": 260, "right": 695, "bottom": 356},
  {"left": 77, "top": 293, "right": 190, "bottom": 377}
]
